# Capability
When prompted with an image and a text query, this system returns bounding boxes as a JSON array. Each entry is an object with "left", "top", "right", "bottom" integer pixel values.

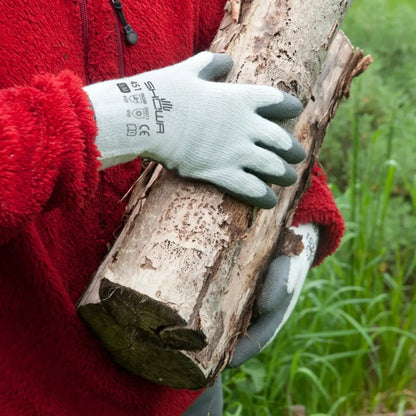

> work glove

[
  {"left": 183, "top": 223, "right": 319, "bottom": 416},
  {"left": 230, "top": 222, "right": 319, "bottom": 366},
  {"left": 83, "top": 52, "right": 305, "bottom": 208},
  {"left": 183, "top": 377, "right": 223, "bottom": 416}
]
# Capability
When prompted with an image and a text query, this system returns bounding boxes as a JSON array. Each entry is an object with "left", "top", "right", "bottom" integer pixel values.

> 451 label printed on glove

[{"left": 117, "top": 80, "right": 173, "bottom": 135}]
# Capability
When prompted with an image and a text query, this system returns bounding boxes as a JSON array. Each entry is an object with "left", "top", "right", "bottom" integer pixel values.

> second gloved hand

[
  {"left": 84, "top": 52, "right": 305, "bottom": 208},
  {"left": 183, "top": 223, "right": 319, "bottom": 416},
  {"left": 229, "top": 223, "right": 319, "bottom": 367}
]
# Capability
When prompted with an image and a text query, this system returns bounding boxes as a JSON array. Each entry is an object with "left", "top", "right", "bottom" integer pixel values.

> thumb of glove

[{"left": 176, "top": 51, "right": 234, "bottom": 81}]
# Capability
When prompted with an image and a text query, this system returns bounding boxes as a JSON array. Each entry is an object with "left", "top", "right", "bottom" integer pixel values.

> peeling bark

[{"left": 77, "top": 0, "right": 370, "bottom": 389}]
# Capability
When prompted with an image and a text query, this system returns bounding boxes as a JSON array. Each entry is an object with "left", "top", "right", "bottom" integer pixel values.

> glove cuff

[{"left": 293, "top": 164, "right": 345, "bottom": 266}]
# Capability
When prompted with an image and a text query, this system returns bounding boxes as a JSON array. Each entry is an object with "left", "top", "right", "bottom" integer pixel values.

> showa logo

[
  {"left": 159, "top": 98, "right": 173, "bottom": 111},
  {"left": 144, "top": 81, "right": 173, "bottom": 134}
]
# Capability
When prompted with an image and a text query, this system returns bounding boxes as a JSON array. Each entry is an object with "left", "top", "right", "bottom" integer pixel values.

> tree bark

[{"left": 77, "top": 0, "right": 370, "bottom": 390}]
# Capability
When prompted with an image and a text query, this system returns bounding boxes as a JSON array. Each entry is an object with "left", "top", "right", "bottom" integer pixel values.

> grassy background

[{"left": 223, "top": 0, "right": 416, "bottom": 414}]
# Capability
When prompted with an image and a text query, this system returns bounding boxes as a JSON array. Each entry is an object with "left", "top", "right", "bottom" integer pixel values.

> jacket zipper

[
  {"left": 110, "top": 0, "right": 138, "bottom": 46},
  {"left": 97, "top": 172, "right": 106, "bottom": 230},
  {"left": 80, "top": 0, "right": 106, "bottom": 227},
  {"left": 79, "top": 0, "right": 90, "bottom": 84},
  {"left": 114, "top": 18, "right": 126, "bottom": 78},
  {"left": 80, "top": 1, "right": 138, "bottom": 230},
  {"left": 111, "top": 0, "right": 138, "bottom": 78}
]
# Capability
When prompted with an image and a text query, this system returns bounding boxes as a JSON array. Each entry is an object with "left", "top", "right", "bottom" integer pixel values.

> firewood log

[{"left": 77, "top": 0, "right": 371, "bottom": 390}]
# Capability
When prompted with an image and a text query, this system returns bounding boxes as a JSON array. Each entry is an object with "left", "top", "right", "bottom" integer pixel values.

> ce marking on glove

[
  {"left": 139, "top": 124, "right": 150, "bottom": 136},
  {"left": 126, "top": 124, "right": 150, "bottom": 136}
]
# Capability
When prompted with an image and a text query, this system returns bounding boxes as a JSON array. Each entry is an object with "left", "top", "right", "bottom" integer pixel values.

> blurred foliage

[{"left": 320, "top": 0, "right": 416, "bottom": 192}]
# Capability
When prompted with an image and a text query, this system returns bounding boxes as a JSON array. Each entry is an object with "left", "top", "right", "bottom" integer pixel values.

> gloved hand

[
  {"left": 83, "top": 52, "right": 305, "bottom": 208},
  {"left": 183, "top": 223, "right": 319, "bottom": 416},
  {"left": 182, "top": 377, "right": 223, "bottom": 416},
  {"left": 229, "top": 223, "right": 319, "bottom": 367}
]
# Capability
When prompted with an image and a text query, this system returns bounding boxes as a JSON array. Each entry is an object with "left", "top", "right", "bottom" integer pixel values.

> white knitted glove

[{"left": 84, "top": 52, "right": 305, "bottom": 208}]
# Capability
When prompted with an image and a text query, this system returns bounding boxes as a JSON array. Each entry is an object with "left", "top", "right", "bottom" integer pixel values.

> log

[{"left": 77, "top": 0, "right": 371, "bottom": 390}]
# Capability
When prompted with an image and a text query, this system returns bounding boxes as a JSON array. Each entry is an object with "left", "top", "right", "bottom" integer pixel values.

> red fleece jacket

[{"left": 0, "top": 1, "right": 344, "bottom": 415}]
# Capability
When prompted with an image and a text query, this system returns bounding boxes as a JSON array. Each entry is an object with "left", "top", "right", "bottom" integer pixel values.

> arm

[
  {"left": 0, "top": 51, "right": 304, "bottom": 245},
  {"left": 0, "top": 71, "right": 100, "bottom": 244}
]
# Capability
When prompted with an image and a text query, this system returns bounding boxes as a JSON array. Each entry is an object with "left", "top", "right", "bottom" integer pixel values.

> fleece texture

[
  {"left": 293, "top": 165, "right": 345, "bottom": 266},
  {"left": 0, "top": 1, "right": 344, "bottom": 415}
]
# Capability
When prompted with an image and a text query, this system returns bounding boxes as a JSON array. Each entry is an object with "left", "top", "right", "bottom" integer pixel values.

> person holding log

[{"left": 0, "top": 1, "right": 344, "bottom": 415}]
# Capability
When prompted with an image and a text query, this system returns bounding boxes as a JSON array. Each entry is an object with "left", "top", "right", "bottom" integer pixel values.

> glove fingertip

[
  {"left": 222, "top": 182, "right": 277, "bottom": 209},
  {"left": 198, "top": 53, "right": 234, "bottom": 80},
  {"left": 276, "top": 164, "right": 298, "bottom": 187},
  {"left": 257, "top": 92, "right": 303, "bottom": 120},
  {"left": 255, "top": 186, "right": 278, "bottom": 209},
  {"left": 279, "top": 136, "right": 307, "bottom": 164}
]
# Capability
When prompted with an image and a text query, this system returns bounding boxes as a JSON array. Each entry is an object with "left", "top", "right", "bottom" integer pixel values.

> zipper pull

[{"left": 111, "top": 0, "right": 138, "bottom": 45}]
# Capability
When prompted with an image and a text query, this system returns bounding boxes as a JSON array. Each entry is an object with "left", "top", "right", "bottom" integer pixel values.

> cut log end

[{"left": 78, "top": 279, "right": 210, "bottom": 389}]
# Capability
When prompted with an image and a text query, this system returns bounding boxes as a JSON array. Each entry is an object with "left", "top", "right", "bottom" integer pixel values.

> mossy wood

[{"left": 77, "top": 0, "right": 370, "bottom": 389}]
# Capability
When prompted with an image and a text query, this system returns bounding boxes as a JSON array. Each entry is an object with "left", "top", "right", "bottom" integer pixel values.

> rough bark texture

[{"left": 78, "top": 0, "right": 370, "bottom": 390}]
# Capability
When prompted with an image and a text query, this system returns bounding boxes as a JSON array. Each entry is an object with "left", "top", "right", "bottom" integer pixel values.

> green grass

[{"left": 223, "top": 0, "right": 416, "bottom": 414}]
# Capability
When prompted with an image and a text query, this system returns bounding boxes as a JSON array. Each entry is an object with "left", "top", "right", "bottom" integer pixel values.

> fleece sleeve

[
  {"left": 194, "top": 0, "right": 227, "bottom": 52},
  {"left": 293, "top": 164, "right": 345, "bottom": 266},
  {"left": 0, "top": 71, "right": 100, "bottom": 244}
]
